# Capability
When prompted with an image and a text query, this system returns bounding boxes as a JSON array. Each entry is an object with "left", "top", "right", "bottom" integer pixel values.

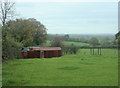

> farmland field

[
  {"left": 63, "top": 41, "right": 89, "bottom": 46},
  {"left": 2, "top": 49, "right": 118, "bottom": 86},
  {"left": 44, "top": 40, "right": 90, "bottom": 46}
]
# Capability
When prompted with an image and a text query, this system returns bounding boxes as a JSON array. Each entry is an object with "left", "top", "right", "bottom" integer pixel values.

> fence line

[{"left": 79, "top": 46, "right": 118, "bottom": 49}]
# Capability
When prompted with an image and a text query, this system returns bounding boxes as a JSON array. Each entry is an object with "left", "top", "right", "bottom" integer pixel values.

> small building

[{"left": 21, "top": 47, "right": 62, "bottom": 59}]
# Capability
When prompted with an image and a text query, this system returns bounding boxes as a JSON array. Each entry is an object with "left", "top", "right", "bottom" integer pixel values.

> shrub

[{"left": 62, "top": 44, "right": 79, "bottom": 55}]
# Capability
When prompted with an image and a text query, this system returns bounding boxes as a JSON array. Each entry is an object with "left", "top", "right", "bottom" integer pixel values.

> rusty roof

[{"left": 29, "top": 47, "right": 61, "bottom": 51}]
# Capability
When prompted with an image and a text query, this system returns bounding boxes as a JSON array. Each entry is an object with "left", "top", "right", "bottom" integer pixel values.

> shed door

[{"left": 40, "top": 51, "right": 44, "bottom": 58}]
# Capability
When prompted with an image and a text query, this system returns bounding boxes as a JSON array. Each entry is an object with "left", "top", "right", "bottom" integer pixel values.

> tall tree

[
  {"left": 2, "top": 18, "right": 47, "bottom": 60},
  {"left": 3, "top": 18, "right": 47, "bottom": 46},
  {"left": 29, "top": 18, "right": 47, "bottom": 46},
  {"left": 0, "top": 0, "right": 15, "bottom": 26}
]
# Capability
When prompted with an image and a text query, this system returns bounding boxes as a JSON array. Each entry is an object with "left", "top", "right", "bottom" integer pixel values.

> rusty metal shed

[{"left": 21, "top": 47, "right": 62, "bottom": 59}]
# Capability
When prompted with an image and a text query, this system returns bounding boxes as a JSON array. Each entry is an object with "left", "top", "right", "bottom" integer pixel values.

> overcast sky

[{"left": 15, "top": 2, "right": 118, "bottom": 34}]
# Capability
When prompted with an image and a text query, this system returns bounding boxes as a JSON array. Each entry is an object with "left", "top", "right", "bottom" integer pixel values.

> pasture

[
  {"left": 63, "top": 41, "right": 89, "bottom": 46},
  {"left": 44, "top": 40, "right": 90, "bottom": 46},
  {"left": 2, "top": 49, "right": 118, "bottom": 86}
]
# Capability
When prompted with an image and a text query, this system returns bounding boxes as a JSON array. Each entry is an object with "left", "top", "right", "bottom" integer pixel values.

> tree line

[{"left": 47, "top": 34, "right": 117, "bottom": 47}]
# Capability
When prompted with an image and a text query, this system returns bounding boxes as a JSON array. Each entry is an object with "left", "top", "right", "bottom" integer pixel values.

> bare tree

[{"left": 0, "top": 0, "right": 15, "bottom": 26}]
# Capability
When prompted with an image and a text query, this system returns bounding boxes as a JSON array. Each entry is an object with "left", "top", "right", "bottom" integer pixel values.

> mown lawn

[{"left": 2, "top": 49, "right": 118, "bottom": 86}]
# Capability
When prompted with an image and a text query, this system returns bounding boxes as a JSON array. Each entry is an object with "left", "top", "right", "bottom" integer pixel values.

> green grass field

[
  {"left": 63, "top": 41, "right": 89, "bottom": 46},
  {"left": 2, "top": 49, "right": 118, "bottom": 86},
  {"left": 44, "top": 40, "right": 89, "bottom": 47}
]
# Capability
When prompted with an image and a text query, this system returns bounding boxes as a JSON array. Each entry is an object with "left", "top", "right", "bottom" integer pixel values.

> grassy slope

[
  {"left": 44, "top": 40, "right": 89, "bottom": 46},
  {"left": 2, "top": 49, "right": 118, "bottom": 86}
]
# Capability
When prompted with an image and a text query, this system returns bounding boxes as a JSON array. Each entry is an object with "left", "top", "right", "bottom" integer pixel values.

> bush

[
  {"left": 62, "top": 44, "right": 79, "bottom": 55},
  {"left": 2, "top": 36, "right": 23, "bottom": 61}
]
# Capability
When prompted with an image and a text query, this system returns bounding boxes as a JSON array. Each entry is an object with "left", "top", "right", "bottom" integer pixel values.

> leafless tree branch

[{"left": 0, "top": 0, "right": 15, "bottom": 26}]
